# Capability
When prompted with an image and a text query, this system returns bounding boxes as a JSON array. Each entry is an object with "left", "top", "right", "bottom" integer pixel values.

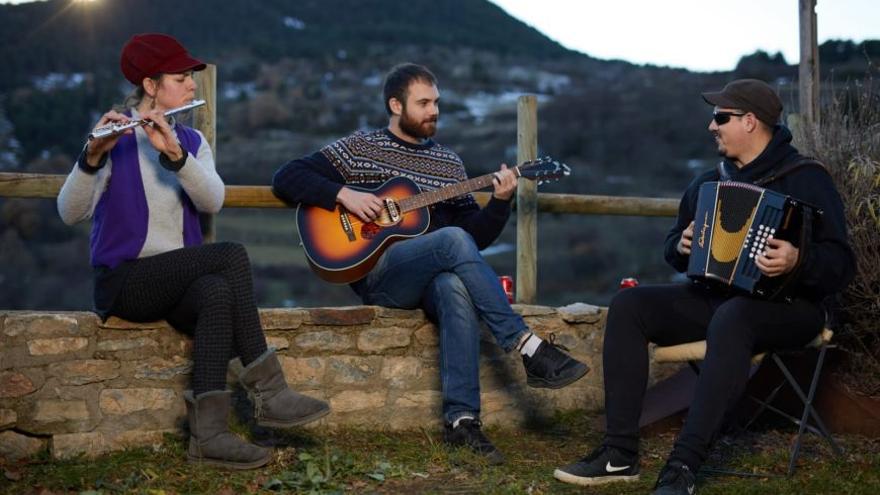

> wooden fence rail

[{"left": 0, "top": 172, "right": 678, "bottom": 216}]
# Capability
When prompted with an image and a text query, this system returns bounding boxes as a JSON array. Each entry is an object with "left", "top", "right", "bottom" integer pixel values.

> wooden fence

[
  {"left": 0, "top": 64, "right": 682, "bottom": 305},
  {"left": 0, "top": 170, "right": 679, "bottom": 216},
  {"left": 0, "top": 160, "right": 679, "bottom": 307}
]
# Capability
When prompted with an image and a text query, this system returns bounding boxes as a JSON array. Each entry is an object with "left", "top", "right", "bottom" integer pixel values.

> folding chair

[{"left": 652, "top": 327, "right": 843, "bottom": 477}]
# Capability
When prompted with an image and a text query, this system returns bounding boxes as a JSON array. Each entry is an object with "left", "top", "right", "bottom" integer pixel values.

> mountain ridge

[{"left": 0, "top": 0, "right": 574, "bottom": 90}]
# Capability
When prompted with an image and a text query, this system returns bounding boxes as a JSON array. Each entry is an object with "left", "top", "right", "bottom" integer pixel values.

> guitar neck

[{"left": 398, "top": 168, "right": 516, "bottom": 212}]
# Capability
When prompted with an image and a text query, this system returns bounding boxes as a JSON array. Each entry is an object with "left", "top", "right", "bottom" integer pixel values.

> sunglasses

[{"left": 713, "top": 111, "right": 747, "bottom": 125}]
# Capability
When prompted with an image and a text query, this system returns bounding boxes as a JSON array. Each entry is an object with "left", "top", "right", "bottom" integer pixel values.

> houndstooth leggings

[{"left": 109, "top": 242, "right": 268, "bottom": 395}]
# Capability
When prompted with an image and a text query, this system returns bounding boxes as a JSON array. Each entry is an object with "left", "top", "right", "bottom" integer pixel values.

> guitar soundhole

[{"left": 361, "top": 222, "right": 381, "bottom": 240}]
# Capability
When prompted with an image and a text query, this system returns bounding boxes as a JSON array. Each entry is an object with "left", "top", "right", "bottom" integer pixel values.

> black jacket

[{"left": 664, "top": 126, "right": 855, "bottom": 301}]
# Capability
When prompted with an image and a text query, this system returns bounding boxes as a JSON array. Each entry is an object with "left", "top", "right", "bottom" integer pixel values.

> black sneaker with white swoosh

[
  {"left": 553, "top": 445, "right": 640, "bottom": 486},
  {"left": 651, "top": 459, "right": 696, "bottom": 495}
]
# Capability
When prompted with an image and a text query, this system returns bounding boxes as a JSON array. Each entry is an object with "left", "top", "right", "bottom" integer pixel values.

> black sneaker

[
  {"left": 652, "top": 459, "right": 696, "bottom": 495},
  {"left": 522, "top": 335, "right": 589, "bottom": 389},
  {"left": 443, "top": 418, "right": 505, "bottom": 465},
  {"left": 554, "top": 445, "right": 640, "bottom": 486}
]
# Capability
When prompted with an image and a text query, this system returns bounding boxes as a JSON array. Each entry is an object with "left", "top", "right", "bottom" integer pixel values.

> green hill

[{"left": 0, "top": 0, "right": 571, "bottom": 90}]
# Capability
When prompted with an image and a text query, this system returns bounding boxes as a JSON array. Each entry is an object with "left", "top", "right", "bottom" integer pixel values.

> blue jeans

[{"left": 359, "top": 227, "right": 529, "bottom": 423}]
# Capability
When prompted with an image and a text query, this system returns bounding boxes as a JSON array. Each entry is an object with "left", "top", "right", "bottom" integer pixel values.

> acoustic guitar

[{"left": 296, "top": 157, "right": 570, "bottom": 283}]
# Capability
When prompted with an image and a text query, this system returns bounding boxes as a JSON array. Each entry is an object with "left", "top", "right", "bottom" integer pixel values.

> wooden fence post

[
  {"left": 799, "top": 0, "right": 819, "bottom": 128},
  {"left": 516, "top": 95, "right": 538, "bottom": 304},
  {"left": 194, "top": 64, "right": 217, "bottom": 242}
]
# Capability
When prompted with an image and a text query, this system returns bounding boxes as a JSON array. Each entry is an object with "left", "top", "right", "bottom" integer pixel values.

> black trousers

[
  {"left": 602, "top": 282, "right": 823, "bottom": 471},
  {"left": 109, "top": 242, "right": 268, "bottom": 395}
]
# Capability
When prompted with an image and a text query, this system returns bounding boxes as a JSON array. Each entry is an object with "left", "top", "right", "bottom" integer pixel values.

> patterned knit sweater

[
  {"left": 322, "top": 129, "right": 476, "bottom": 210},
  {"left": 272, "top": 128, "right": 512, "bottom": 251}
]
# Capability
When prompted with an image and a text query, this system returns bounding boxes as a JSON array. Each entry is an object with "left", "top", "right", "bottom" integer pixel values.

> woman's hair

[{"left": 117, "top": 75, "right": 162, "bottom": 110}]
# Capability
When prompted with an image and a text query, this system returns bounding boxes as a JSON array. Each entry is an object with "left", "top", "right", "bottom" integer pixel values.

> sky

[
  {"left": 1, "top": 0, "right": 878, "bottom": 72},
  {"left": 490, "top": 0, "right": 880, "bottom": 71}
]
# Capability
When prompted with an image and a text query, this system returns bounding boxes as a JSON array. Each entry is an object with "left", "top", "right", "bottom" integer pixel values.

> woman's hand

[
  {"left": 85, "top": 110, "right": 132, "bottom": 167},
  {"left": 140, "top": 109, "right": 184, "bottom": 161}
]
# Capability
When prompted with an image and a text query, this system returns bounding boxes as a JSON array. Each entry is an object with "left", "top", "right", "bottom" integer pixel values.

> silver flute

[{"left": 88, "top": 99, "right": 206, "bottom": 140}]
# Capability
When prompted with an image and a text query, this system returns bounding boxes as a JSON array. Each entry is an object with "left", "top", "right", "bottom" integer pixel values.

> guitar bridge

[{"left": 339, "top": 209, "right": 356, "bottom": 242}]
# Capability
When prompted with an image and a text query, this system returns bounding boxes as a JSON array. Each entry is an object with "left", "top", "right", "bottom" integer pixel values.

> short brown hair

[{"left": 382, "top": 63, "right": 438, "bottom": 115}]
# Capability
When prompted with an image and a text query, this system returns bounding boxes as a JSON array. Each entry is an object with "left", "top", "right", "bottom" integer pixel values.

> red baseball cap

[{"left": 120, "top": 33, "right": 206, "bottom": 86}]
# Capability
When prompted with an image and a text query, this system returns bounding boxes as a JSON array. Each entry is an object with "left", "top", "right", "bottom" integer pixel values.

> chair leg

[
  {"left": 774, "top": 348, "right": 842, "bottom": 453},
  {"left": 801, "top": 348, "right": 842, "bottom": 456},
  {"left": 745, "top": 398, "right": 827, "bottom": 437},
  {"left": 772, "top": 345, "right": 843, "bottom": 477},
  {"left": 744, "top": 379, "right": 786, "bottom": 430},
  {"left": 802, "top": 348, "right": 844, "bottom": 455}
]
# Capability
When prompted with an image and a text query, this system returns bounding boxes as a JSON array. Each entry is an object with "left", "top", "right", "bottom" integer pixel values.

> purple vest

[{"left": 90, "top": 125, "right": 204, "bottom": 268}]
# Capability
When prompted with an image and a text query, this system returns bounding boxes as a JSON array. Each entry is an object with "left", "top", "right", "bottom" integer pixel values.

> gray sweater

[{"left": 58, "top": 110, "right": 224, "bottom": 259}]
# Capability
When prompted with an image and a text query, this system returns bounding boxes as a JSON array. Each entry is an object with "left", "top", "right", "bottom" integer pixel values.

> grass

[{"left": 2, "top": 411, "right": 879, "bottom": 494}]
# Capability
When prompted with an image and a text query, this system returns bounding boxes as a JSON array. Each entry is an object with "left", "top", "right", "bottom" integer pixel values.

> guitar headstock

[{"left": 516, "top": 156, "right": 571, "bottom": 184}]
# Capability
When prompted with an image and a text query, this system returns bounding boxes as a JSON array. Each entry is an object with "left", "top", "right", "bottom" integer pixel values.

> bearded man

[{"left": 272, "top": 63, "right": 588, "bottom": 464}]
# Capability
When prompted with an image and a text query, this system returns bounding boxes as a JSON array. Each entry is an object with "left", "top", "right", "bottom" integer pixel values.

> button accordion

[{"left": 686, "top": 181, "right": 817, "bottom": 300}]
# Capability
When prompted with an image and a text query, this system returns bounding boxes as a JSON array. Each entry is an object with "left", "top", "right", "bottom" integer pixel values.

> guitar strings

[{"left": 336, "top": 159, "right": 559, "bottom": 229}]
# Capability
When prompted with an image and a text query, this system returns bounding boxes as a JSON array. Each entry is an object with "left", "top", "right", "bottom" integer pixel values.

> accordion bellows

[{"left": 687, "top": 181, "right": 809, "bottom": 299}]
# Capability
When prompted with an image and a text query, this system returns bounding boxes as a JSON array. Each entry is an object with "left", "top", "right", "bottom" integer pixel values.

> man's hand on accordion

[
  {"left": 755, "top": 237, "right": 799, "bottom": 277},
  {"left": 677, "top": 221, "right": 695, "bottom": 256}
]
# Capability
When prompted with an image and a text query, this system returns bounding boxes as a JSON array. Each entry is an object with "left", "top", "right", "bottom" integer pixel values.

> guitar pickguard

[{"left": 361, "top": 222, "right": 380, "bottom": 240}]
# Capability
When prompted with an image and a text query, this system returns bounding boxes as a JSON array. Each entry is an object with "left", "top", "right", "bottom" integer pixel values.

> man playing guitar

[{"left": 272, "top": 63, "right": 588, "bottom": 464}]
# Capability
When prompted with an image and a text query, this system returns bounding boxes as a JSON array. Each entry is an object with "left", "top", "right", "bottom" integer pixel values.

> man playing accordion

[{"left": 554, "top": 79, "right": 855, "bottom": 494}]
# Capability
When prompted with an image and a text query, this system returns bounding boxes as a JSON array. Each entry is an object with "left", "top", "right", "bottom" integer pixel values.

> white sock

[
  {"left": 452, "top": 415, "right": 475, "bottom": 429},
  {"left": 518, "top": 333, "right": 543, "bottom": 357}
]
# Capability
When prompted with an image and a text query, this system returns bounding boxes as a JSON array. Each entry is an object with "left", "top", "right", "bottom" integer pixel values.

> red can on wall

[
  {"left": 499, "top": 275, "right": 514, "bottom": 303},
  {"left": 619, "top": 277, "right": 639, "bottom": 289}
]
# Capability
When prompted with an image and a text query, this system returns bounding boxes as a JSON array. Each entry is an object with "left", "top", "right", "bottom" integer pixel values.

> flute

[{"left": 88, "top": 99, "right": 206, "bottom": 140}]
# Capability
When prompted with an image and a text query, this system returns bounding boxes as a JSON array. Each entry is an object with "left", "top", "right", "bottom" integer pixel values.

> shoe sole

[
  {"left": 527, "top": 363, "right": 590, "bottom": 389},
  {"left": 553, "top": 469, "right": 639, "bottom": 486},
  {"left": 257, "top": 404, "right": 331, "bottom": 428},
  {"left": 187, "top": 453, "right": 271, "bottom": 470}
]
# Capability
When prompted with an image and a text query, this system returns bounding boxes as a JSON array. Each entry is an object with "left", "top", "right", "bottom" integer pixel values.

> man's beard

[
  {"left": 399, "top": 108, "right": 437, "bottom": 140},
  {"left": 713, "top": 134, "right": 728, "bottom": 157}
]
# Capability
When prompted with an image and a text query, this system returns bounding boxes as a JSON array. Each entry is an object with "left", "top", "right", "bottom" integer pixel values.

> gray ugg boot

[
  {"left": 239, "top": 349, "right": 331, "bottom": 428},
  {"left": 184, "top": 390, "right": 272, "bottom": 469}
]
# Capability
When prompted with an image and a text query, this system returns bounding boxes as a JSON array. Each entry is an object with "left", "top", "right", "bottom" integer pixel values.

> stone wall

[{"left": 0, "top": 303, "right": 613, "bottom": 460}]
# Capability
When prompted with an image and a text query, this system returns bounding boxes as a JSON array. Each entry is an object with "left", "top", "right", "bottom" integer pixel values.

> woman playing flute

[{"left": 57, "top": 33, "right": 329, "bottom": 469}]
